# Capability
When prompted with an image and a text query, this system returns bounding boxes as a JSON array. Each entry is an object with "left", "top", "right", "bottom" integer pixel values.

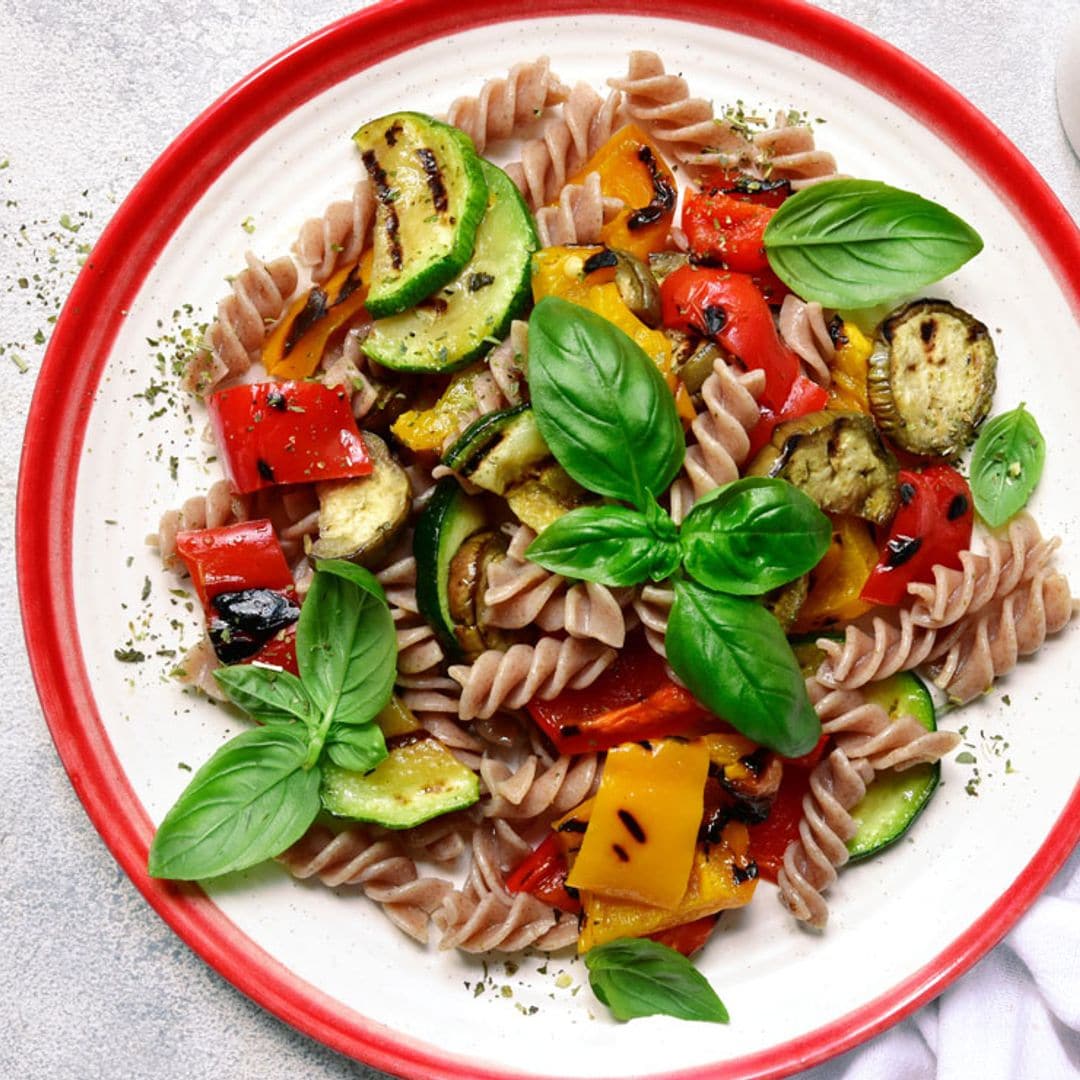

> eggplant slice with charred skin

[
  {"left": 748, "top": 410, "right": 900, "bottom": 526},
  {"left": 310, "top": 432, "right": 411, "bottom": 567},
  {"left": 447, "top": 529, "right": 525, "bottom": 658},
  {"left": 869, "top": 298, "right": 997, "bottom": 458}
]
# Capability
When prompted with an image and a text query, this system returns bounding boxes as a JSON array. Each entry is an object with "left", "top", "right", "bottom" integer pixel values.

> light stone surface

[{"left": 1, "top": 2, "right": 1077, "bottom": 1078}]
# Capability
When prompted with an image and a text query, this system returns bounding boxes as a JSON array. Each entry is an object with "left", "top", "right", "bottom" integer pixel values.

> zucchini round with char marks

[
  {"left": 869, "top": 298, "right": 997, "bottom": 458},
  {"left": 747, "top": 410, "right": 900, "bottom": 526},
  {"left": 363, "top": 159, "right": 537, "bottom": 372},
  {"left": 352, "top": 111, "right": 489, "bottom": 319}
]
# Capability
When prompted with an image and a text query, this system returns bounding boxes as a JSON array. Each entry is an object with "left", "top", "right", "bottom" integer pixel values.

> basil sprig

[
  {"left": 969, "top": 404, "right": 1045, "bottom": 527},
  {"left": 525, "top": 301, "right": 829, "bottom": 756},
  {"left": 528, "top": 296, "right": 685, "bottom": 507},
  {"left": 763, "top": 179, "right": 983, "bottom": 308},
  {"left": 148, "top": 559, "right": 396, "bottom": 881},
  {"left": 585, "top": 938, "right": 729, "bottom": 1024}
]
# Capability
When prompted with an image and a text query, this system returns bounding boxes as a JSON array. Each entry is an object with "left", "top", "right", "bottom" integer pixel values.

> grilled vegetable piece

[
  {"left": 505, "top": 462, "right": 597, "bottom": 531},
  {"left": 447, "top": 529, "right": 522, "bottom": 658},
  {"left": 414, "top": 477, "right": 488, "bottom": 658},
  {"left": 352, "top": 111, "right": 489, "bottom": 318},
  {"left": 869, "top": 298, "right": 997, "bottom": 457},
  {"left": 320, "top": 697, "right": 479, "bottom": 828},
  {"left": 847, "top": 672, "right": 939, "bottom": 860},
  {"left": 443, "top": 405, "right": 550, "bottom": 495},
  {"left": 363, "top": 159, "right": 537, "bottom": 370},
  {"left": 747, "top": 410, "right": 900, "bottom": 525},
  {"left": 310, "top": 433, "right": 411, "bottom": 567}
]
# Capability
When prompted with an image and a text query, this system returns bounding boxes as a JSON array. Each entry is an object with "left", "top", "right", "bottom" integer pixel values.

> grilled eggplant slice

[
  {"left": 869, "top": 299, "right": 997, "bottom": 457},
  {"left": 310, "top": 433, "right": 411, "bottom": 567},
  {"left": 748, "top": 410, "right": 899, "bottom": 525},
  {"left": 447, "top": 529, "right": 523, "bottom": 658},
  {"left": 363, "top": 159, "right": 537, "bottom": 371},
  {"left": 352, "top": 112, "right": 488, "bottom": 318}
]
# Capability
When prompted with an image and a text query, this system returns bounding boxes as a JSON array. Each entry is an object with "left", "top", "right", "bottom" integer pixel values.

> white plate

[{"left": 20, "top": 4, "right": 1080, "bottom": 1078}]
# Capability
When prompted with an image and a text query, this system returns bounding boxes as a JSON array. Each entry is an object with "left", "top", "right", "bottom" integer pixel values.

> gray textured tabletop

[{"left": 3, "top": 2, "right": 1078, "bottom": 1078}]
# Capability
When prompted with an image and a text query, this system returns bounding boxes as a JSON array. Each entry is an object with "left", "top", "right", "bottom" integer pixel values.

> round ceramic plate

[{"left": 18, "top": 2, "right": 1080, "bottom": 1078}]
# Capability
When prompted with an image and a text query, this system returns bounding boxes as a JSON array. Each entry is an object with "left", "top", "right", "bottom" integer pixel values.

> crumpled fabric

[{"left": 803, "top": 845, "right": 1080, "bottom": 1078}]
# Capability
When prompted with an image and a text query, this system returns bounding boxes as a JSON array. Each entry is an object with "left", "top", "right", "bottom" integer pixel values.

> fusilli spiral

[
  {"left": 445, "top": 57, "right": 568, "bottom": 153},
  {"left": 505, "top": 82, "right": 623, "bottom": 210},
  {"left": 778, "top": 294, "right": 834, "bottom": 385},
  {"left": 486, "top": 320, "right": 529, "bottom": 407},
  {"left": 450, "top": 637, "right": 617, "bottom": 720},
  {"left": 294, "top": 180, "right": 376, "bottom": 284},
  {"left": 534, "top": 172, "right": 624, "bottom": 247},
  {"left": 668, "top": 359, "right": 765, "bottom": 524},
  {"left": 183, "top": 252, "right": 299, "bottom": 395},
  {"left": 153, "top": 479, "right": 247, "bottom": 568},
  {"left": 632, "top": 582, "right": 673, "bottom": 659},
  {"left": 480, "top": 751, "right": 600, "bottom": 821},
  {"left": 775, "top": 748, "right": 875, "bottom": 928},
  {"left": 750, "top": 113, "right": 840, "bottom": 189},
  {"left": 278, "top": 823, "right": 452, "bottom": 943},
  {"left": 907, "top": 514, "right": 1060, "bottom": 628}
]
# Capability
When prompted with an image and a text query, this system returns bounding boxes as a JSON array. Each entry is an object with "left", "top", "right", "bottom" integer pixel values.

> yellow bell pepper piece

[
  {"left": 390, "top": 362, "right": 487, "bottom": 452},
  {"left": 577, "top": 822, "right": 758, "bottom": 952},
  {"left": 702, "top": 732, "right": 760, "bottom": 782},
  {"left": 531, "top": 246, "right": 673, "bottom": 379},
  {"left": 564, "top": 124, "right": 676, "bottom": 260},
  {"left": 791, "top": 514, "right": 879, "bottom": 633},
  {"left": 827, "top": 320, "right": 873, "bottom": 414},
  {"left": 566, "top": 738, "right": 709, "bottom": 910},
  {"left": 262, "top": 250, "right": 373, "bottom": 380}
]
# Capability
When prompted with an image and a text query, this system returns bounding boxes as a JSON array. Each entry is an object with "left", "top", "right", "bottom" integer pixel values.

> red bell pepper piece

[
  {"left": 660, "top": 266, "right": 801, "bottom": 413},
  {"left": 505, "top": 833, "right": 581, "bottom": 914},
  {"left": 746, "top": 764, "right": 815, "bottom": 883},
  {"left": 649, "top": 914, "right": 720, "bottom": 957},
  {"left": 681, "top": 190, "right": 777, "bottom": 274},
  {"left": 696, "top": 168, "right": 793, "bottom": 209},
  {"left": 174, "top": 519, "right": 300, "bottom": 673},
  {"left": 860, "top": 465, "right": 974, "bottom": 607},
  {"left": 208, "top": 380, "right": 372, "bottom": 494},
  {"left": 527, "top": 635, "right": 716, "bottom": 754}
]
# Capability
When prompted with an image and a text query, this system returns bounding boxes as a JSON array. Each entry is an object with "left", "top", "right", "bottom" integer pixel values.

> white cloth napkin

[{"left": 804, "top": 845, "right": 1080, "bottom": 1078}]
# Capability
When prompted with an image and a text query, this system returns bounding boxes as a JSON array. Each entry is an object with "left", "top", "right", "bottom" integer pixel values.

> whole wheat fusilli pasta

[
  {"left": 534, "top": 171, "right": 624, "bottom": 247},
  {"left": 278, "top": 823, "right": 453, "bottom": 943},
  {"left": 486, "top": 320, "right": 529, "bottom": 407},
  {"left": 480, "top": 751, "right": 600, "bottom": 821},
  {"left": 153, "top": 478, "right": 248, "bottom": 567},
  {"left": 182, "top": 252, "right": 299, "bottom": 395},
  {"left": 294, "top": 180, "right": 375, "bottom": 284},
  {"left": 450, "top": 637, "right": 617, "bottom": 720},
  {"left": 778, "top": 294, "right": 834, "bottom": 385},
  {"left": 445, "top": 57, "right": 568, "bottom": 153},
  {"left": 907, "top": 514, "right": 1060, "bottom": 628}
]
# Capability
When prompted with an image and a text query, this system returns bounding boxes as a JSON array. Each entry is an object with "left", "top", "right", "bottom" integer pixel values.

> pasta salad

[{"left": 146, "top": 51, "right": 1072, "bottom": 1023}]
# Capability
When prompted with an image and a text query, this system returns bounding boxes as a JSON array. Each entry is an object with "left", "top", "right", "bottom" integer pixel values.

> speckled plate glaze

[{"left": 18, "top": 2, "right": 1080, "bottom": 1078}]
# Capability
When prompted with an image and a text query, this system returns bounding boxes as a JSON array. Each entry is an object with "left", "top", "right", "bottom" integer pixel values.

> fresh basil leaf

[
  {"left": 969, "top": 404, "right": 1045, "bottom": 527},
  {"left": 763, "top": 179, "right": 984, "bottom": 308},
  {"left": 525, "top": 505, "right": 679, "bottom": 587},
  {"left": 584, "top": 938, "right": 729, "bottom": 1024},
  {"left": 666, "top": 580, "right": 820, "bottom": 757},
  {"left": 680, "top": 478, "right": 831, "bottom": 595},
  {"left": 213, "top": 664, "right": 314, "bottom": 726},
  {"left": 325, "top": 721, "right": 388, "bottom": 773},
  {"left": 528, "top": 296, "right": 684, "bottom": 508},
  {"left": 298, "top": 560, "right": 396, "bottom": 733},
  {"left": 147, "top": 725, "right": 321, "bottom": 880}
]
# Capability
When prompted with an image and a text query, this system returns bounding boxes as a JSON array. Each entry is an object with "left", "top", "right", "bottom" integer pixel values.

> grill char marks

[
  {"left": 416, "top": 147, "right": 449, "bottom": 213},
  {"left": 361, "top": 149, "right": 404, "bottom": 272}
]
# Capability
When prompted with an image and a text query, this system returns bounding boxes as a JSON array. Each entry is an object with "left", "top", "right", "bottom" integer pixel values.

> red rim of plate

[{"left": 17, "top": 1, "right": 1080, "bottom": 1078}]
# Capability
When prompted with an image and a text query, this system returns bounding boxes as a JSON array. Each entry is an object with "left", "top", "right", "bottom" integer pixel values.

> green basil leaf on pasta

[
  {"left": 325, "top": 721, "right": 389, "bottom": 773},
  {"left": 297, "top": 559, "right": 397, "bottom": 733},
  {"left": 763, "top": 179, "right": 983, "bottom": 308},
  {"left": 527, "top": 296, "right": 684, "bottom": 508},
  {"left": 525, "top": 505, "right": 678, "bottom": 587},
  {"left": 584, "top": 938, "right": 729, "bottom": 1024},
  {"left": 969, "top": 404, "right": 1046, "bottom": 527},
  {"left": 680, "top": 478, "right": 831, "bottom": 595},
  {"left": 213, "top": 664, "right": 314, "bottom": 727},
  {"left": 147, "top": 725, "right": 321, "bottom": 881},
  {"left": 666, "top": 580, "right": 820, "bottom": 757}
]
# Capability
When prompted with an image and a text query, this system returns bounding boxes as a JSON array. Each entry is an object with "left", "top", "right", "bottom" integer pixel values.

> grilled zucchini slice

[
  {"left": 748, "top": 410, "right": 899, "bottom": 526},
  {"left": 443, "top": 405, "right": 550, "bottom": 495},
  {"left": 309, "top": 433, "right": 411, "bottom": 567},
  {"left": 363, "top": 159, "right": 537, "bottom": 370},
  {"left": 869, "top": 299, "right": 997, "bottom": 457},
  {"left": 352, "top": 111, "right": 488, "bottom": 318}
]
